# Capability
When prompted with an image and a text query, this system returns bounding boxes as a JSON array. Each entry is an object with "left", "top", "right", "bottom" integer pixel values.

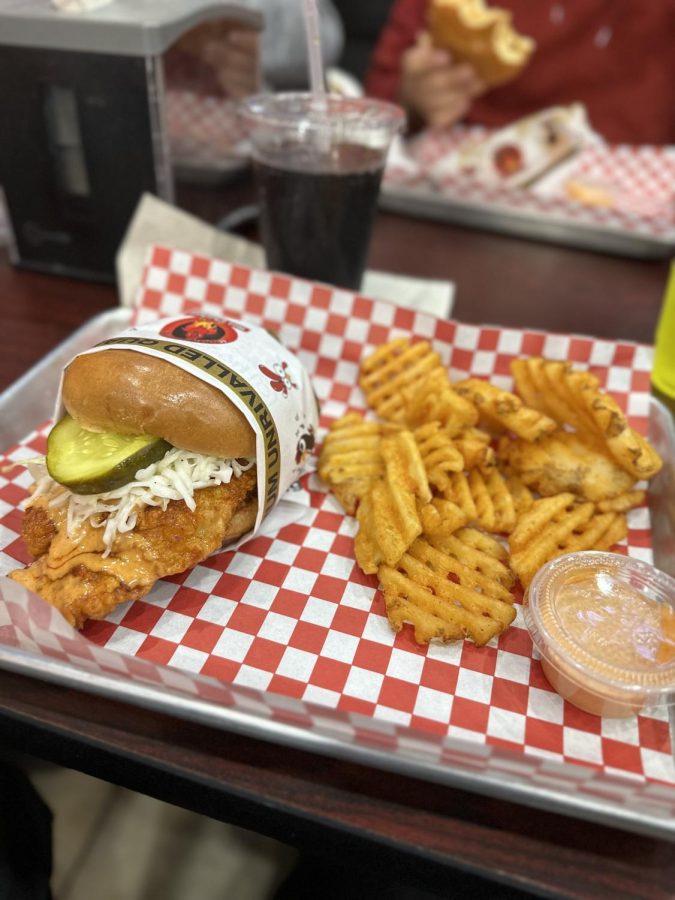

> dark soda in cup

[
  {"left": 254, "top": 142, "right": 384, "bottom": 289},
  {"left": 241, "top": 94, "right": 404, "bottom": 290}
]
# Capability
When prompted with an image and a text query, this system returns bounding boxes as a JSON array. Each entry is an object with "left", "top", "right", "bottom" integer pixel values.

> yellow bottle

[{"left": 652, "top": 261, "right": 675, "bottom": 400}]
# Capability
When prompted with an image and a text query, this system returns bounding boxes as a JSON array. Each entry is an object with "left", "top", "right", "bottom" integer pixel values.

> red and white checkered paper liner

[
  {"left": 166, "top": 89, "right": 249, "bottom": 168},
  {"left": 1, "top": 246, "right": 674, "bottom": 817},
  {"left": 385, "top": 127, "right": 675, "bottom": 240}
]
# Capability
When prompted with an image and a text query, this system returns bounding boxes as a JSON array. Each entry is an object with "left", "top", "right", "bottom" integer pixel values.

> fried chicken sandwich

[
  {"left": 429, "top": 0, "right": 535, "bottom": 88},
  {"left": 10, "top": 349, "right": 261, "bottom": 629}
]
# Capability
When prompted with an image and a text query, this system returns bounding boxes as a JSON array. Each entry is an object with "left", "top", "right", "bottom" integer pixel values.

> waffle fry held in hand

[{"left": 318, "top": 338, "right": 663, "bottom": 648}]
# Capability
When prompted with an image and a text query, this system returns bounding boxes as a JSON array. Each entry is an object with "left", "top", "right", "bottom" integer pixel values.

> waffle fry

[
  {"left": 355, "top": 476, "right": 421, "bottom": 574},
  {"left": 354, "top": 491, "right": 382, "bottom": 574},
  {"left": 318, "top": 413, "right": 400, "bottom": 514},
  {"left": 359, "top": 339, "right": 445, "bottom": 423},
  {"left": 511, "top": 357, "right": 663, "bottom": 479},
  {"left": 415, "top": 535, "right": 514, "bottom": 602},
  {"left": 383, "top": 430, "right": 431, "bottom": 506},
  {"left": 509, "top": 493, "right": 629, "bottom": 588},
  {"left": 560, "top": 369, "right": 607, "bottom": 434},
  {"left": 573, "top": 378, "right": 662, "bottom": 480},
  {"left": 403, "top": 368, "right": 479, "bottom": 434},
  {"left": 453, "top": 526, "right": 511, "bottom": 569},
  {"left": 319, "top": 337, "right": 661, "bottom": 647},
  {"left": 380, "top": 537, "right": 516, "bottom": 646},
  {"left": 509, "top": 492, "right": 580, "bottom": 552},
  {"left": 454, "top": 377, "right": 558, "bottom": 441},
  {"left": 420, "top": 497, "right": 468, "bottom": 540},
  {"left": 557, "top": 510, "right": 628, "bottom": 557},
  {"left": 505, "top": 474, "right": 535, "bottom": 515},
  {"left": 597, "top": 490, "right": 645, "bottom": 513},
  {"left": 354, "top": 431, "right": 431, "bottom": 574},
  {"left": 468, "top": 467, "right": 517, "bottom": 533},
  {"left": 439, "top": 471, "right": 478, "bottom": 521},
  {"left": 413, "top": 421, "right": 464, "bottom": 490},
  {"left": 427, "top": 529, "right": 515, "bottom": 593},
  {"left": 453, "top": 427, "right": 495, "bottom": 469},
  {"left": 511, "top": 358, "right": 592, "bottom": 432}
]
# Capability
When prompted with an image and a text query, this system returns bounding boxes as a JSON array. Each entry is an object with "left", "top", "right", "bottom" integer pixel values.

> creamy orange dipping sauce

[
  {"left": 553, "top": 571, "right": 675, "bottom": 670},
  {"left": 526, "top": 553, "right": 675, "bottom": 718}
]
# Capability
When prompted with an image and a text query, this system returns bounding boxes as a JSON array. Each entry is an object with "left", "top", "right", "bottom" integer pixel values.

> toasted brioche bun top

[
  {"left": 62, "top": 349, "right": 256, "bottom": 459},
  {"left": 429, "top": 0, "right": 534, "bottom": 88}
]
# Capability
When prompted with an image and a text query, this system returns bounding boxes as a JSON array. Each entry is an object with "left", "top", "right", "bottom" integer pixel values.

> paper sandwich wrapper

[{"left": 54, "top": 314, "right": 320, "bottom": 542}]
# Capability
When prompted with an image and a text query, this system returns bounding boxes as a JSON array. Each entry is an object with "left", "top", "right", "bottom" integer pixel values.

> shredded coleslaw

[{"left": 27, "top": 450, "right": 255, "bottom": 556}]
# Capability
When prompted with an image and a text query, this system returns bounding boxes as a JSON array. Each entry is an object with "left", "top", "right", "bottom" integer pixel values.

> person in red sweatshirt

[{"left": 365, "top": 0, "right": 675, "bottom": 144}]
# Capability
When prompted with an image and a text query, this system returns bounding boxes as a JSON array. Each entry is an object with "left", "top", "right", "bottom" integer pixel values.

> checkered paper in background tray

[
  {"left": 1, "top": 245, "right": 674, "bottom": 820},
  {"left": 166, "top": 90, "right": 249, "bottom": 170},
  {"left": 385, "top": 127, "right": 675, "bottom": 241}
]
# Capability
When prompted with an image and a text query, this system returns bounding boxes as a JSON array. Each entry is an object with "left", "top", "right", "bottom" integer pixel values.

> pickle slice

[{"left": 47, "top": 415, "right": 172, "bottom": 495}]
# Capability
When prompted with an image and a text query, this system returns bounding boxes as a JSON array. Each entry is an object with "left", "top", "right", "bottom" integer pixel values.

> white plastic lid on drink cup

[
  {"left": 524, "top": 551, "right": 675, "bottom": 718},
  {"left": 240, "top": 92, "right": 405, "bottom": 167}
]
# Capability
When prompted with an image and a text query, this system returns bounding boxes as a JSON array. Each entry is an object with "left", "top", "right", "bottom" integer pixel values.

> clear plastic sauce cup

[{"left": 524, "top": 552, "right": 675, "bottom": 717}]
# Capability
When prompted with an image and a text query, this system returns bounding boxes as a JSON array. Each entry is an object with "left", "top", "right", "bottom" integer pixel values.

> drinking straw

[
  {"left": 302, "top": 0, "right": 332, "bottom": 156},
  {"left": 302, "top": 0, "right": 327, "bottom": 106}
]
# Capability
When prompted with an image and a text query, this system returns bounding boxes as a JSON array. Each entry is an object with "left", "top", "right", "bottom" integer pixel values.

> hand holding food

[
  {"left": 428, "top": 0, "right": 535, "bottom": 89},
  {"left": 169, "top": 23, "right": 261, "bottom": 99},
  {"left": 202, "top": 28, "right": 261, "bottom": 100},
  {"left": 398, "top": 30, "right": 485, "bottom": 130}
]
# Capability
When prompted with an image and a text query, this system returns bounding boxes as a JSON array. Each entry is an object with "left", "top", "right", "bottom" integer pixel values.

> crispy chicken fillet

[
  {"left": 21, "top": 505, "right": 58, "bottom": 559},
  {"left": 9, "top": 469, "right": 256, "bottom": 629}
]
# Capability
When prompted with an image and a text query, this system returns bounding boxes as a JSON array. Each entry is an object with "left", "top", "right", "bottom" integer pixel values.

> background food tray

[
  {"left": 1, "top": 265, "right": 675, "bottom": 840},
  {"left": 379, "top": 182, "right": 675, "bottom": 260}
]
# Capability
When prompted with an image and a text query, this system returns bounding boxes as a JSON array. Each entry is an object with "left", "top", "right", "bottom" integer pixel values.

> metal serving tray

[
  {"left": 1, "top": 308, "right": 675, "bottom": 842},
  {"left": 380, "top": 182, "right": 675, "bottom": 260}
]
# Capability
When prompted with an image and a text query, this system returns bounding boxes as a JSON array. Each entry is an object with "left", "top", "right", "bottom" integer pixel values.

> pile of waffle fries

[{"left": 318, "top": 339, "right": 663, "bottom": 647}]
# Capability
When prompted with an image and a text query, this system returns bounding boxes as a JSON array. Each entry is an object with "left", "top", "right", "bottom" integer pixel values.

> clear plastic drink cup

[{"left": 241, "top": 93, "right": 404, "bottom": 290}]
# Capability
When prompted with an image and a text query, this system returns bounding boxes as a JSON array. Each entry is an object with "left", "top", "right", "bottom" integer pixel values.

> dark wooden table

[
  {"left": 1, "top": 183, "right": 669, "bottom": 392},
  {"left": 1, "top": 192, "right": 673, "bottom": 899}
]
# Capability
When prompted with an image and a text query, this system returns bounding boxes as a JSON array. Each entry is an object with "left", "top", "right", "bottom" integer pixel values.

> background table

[
  {"left": 1, "top": 190, "right": 674, "bottom": 898},
  {"left": 1, "top": 182, "right": 669, "bottom": 392}
]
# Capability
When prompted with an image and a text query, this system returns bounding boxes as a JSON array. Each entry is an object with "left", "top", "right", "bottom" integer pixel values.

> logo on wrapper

[
  {"left": 159, "top": 317, "right": 249, "bottom": 343},
  {"left": 295, "top": 425, "right": 315, "bottom": 465},
  {"left": 259, "top": 362, "right": 298, "bottom": 397}
]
